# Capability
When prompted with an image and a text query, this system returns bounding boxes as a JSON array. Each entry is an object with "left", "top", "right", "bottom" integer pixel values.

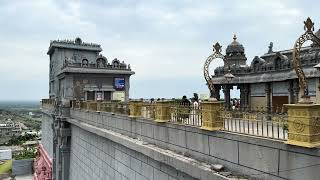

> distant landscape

[
  {"left": 0, "top": 101, "right": 40, "bottom": 110},
  {"left": 0, "top": 101, "right": 41, "bottom": 178},
  {"left": 0, "top": 100, "right": 41, "bottom": 145}
]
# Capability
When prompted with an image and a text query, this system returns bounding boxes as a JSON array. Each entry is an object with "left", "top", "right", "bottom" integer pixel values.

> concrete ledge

[{"left": 68, "top": 118, "right": 229, "bottom": 180}]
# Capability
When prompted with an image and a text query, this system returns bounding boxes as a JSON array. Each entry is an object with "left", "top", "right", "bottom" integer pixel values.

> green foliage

[
  {"left": 5, "top": 134, "right": 37, "bottom": 146},
  {"left": 13, "top": 147, "right": 36, "bottom": 160},
  {"left": 0, "top": 159, "right": 12, "bottom": 174},
  {"left": 23, "top": 117, "right": 41, "bottom": 131}
]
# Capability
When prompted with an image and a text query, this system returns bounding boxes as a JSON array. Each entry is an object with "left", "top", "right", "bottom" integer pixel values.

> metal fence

[
  {"left": 169, "top": 106, "right": 202, "bottom": 126},
  {"left": 67, "top": 99, "right": 288, "bottom": 140},
  {"left": 221, "top": 110, "right": 288, "bottom": 140},
  {"left": 140, "top": 101, "right": 288, "bottom": 140},
  {"left": 140, "top": 101, "right": 202, "bottom": 126}
]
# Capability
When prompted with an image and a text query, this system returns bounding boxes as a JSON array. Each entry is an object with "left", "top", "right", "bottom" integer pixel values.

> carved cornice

[
  {"left": 211, "top": 67, "right": 320, "bottom": 85},
  {"left": 47, "top": 38, "right": 102, "bottom": 55}
]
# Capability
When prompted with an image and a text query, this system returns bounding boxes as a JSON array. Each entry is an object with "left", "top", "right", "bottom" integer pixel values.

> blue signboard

[{"left": 114, "top": 78, "right": 125, "bottom": 90}]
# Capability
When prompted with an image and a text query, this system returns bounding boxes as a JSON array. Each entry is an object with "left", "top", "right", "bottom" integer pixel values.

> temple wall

[
  {"left": 250, "top": 96, "right": 267, "bottom": 109},
  {"left": 41, "top": 113, "right": 53, "bottom": 158},
  {"left": 69, "top": 125, "right": 199, "bottom": 180},
  {"left": 68, "top": 109, "right": 320, "bottom": 180},
  {"left": 272, "top": 81, "right": 288, "bottom": 96},
  {"left": 250, "top": 83, "right": 265, "bottom": 97},
  {"left": 308, "top": 78, "right": 317, "bottom": 96}
]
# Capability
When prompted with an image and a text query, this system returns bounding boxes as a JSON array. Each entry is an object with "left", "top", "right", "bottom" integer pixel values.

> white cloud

[{"left": 0, "top": 0, "right": 318, "bottom": 100}]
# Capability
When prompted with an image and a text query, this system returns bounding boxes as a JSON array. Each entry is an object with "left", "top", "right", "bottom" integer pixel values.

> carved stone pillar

[
  {"left": 293, "top": 80, "right": 300, "bottom": 104},
  {"left": 265, "top": 83, "right": 271, "bottom": 113},
  {"left": 239, "top": 84, "right": 249, "bottom": 109},
  {"left": 238, "top": 85, "right": 243, "bottom": 108},
  {"left": 214, "top": 85, "right": 221, "bottom": 101},
  {"left": 288, "top": 80, "right": 295, "bottom": 104},
  {"left": 52, "top": 102, "right": 71, "bottom": 180},
  {"left": 223, "top": 85, "right": 231, "bottom": 110}
]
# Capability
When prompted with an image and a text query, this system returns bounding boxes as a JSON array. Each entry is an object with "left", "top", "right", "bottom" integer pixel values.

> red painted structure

[{"left": 33, "top": 144, "right": 52, "bottom": 180}]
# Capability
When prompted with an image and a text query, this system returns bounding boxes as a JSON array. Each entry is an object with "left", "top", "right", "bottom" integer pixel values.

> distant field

[
  {"left": 0, "top": 101, "right": 40, "bottom": 110},
  {"left": 0, "top": 101, "right": 42, "bottom": 133}
]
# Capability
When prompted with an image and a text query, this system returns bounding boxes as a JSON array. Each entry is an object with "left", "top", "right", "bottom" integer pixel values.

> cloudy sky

[{"left": 0, "top": 0, "right": 319, "bottom": 101}]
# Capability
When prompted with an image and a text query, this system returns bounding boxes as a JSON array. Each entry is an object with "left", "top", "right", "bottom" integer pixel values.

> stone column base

[
  {"left": 155, "top": 100, "right": 173, "bottom": 123},
  {"left": 129, "top": 100, "right": 143, "bottom": 118},
  {"left": 200, "top": 101, "right": 224, "bottom": 131},
  {"left": 285, "top": 104, "right": 320, "bottom": 148},
  {"left": 285, "top": 140, "right": 320, "bottom": 148}
]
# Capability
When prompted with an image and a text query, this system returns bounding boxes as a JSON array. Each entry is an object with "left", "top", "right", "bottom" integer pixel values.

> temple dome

[
  {"left": 226, "top": 34, "right": 245, "bottom": 55},
  {"left": 224, "top": 34, "right": 247, "bottom": 66}
]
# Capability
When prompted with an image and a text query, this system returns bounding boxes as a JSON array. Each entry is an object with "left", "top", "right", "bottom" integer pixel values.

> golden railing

[
  {"left": 221, "top": 107, "right": 288, "bottom": 140},
  {"left": 71, "top": 100, "right": 129, "bottom": 115},
  {"left": 41, "top": 99, "right": 56, "bottom": 108},
  {"left": 141, "top": 102, "right": 156, "bottom": 119},
  {"left": 67, "top": 99, "right": 320, "bottom": 147}
]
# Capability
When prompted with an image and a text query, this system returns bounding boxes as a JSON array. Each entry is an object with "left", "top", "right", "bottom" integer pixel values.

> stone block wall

[
  {"left": 70, "top": 109, "right": 320, "bottom": 180},
  {"left": 69, "top": 125, "right": 198, "bottom": 180},
  {"left": 250, "top": 96, "right": 267, "bottom": 109},
  {"left": 41, "top": 113, "right": 53, "bottom": 158}
]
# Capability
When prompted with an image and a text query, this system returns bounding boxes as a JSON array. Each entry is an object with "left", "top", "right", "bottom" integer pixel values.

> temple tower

[
  {"left": 46, "top": 38, "right": 134, "bottom": 180},
  {"left": 225, "top": 35, "right": 247, "bottom": 67}
]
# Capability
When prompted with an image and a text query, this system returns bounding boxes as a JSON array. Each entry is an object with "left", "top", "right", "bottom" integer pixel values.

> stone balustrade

[
  {"left": 64, "top": 99, "right": 320, "bottom": 148},
  {"left": 41, "top": 99, "right": 55, "bottom": 109}
]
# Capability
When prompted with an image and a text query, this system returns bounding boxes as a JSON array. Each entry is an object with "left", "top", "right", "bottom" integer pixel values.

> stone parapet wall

[
  {"left": 70, "top": 109, "right": 320, "bottom": 180},
  {"left": 69, "top": 125, "right": 211, "bottom": 180}
]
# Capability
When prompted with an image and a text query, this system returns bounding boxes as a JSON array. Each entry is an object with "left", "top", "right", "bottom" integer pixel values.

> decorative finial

[
  {"left": 268, "top": 42, "right": 273, "bottom": 53},
  {"left": 233, "top": 34, "right": 237, "bottom": 41},
  {"left": 213, "top": 42, "right": 222, "bottom": 53},
  {"left": 304, "top": 17, "right": 314, "bottom": 32}
]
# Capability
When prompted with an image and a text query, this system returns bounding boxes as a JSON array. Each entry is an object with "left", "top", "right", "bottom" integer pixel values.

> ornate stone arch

[
  {"left": 250, "top": 56, "right": 265, "bottom": 72},
  {"left": 203, "top": 42, "right": 226, "bottom": 98},
  {"left": 112, "top": 58, "right": 120, "bottom": 68},
  {"left": 96, "top": 54, "right": 107, "bottom": 68},
  {"left": 81, "top": 59, "right": 88, "bottom": 67},
  {"left": 292, "top": 17, "right": 320, "bottom": 97},
  {"left": 272, "top": 52, "right": 288, "bottom": 70}
]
